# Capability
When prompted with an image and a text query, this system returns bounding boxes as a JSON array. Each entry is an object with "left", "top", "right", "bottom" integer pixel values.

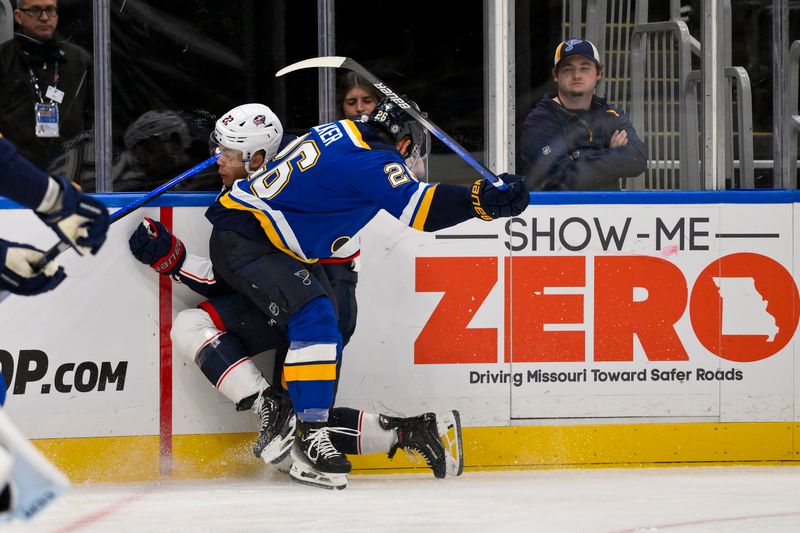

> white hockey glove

[{"left": 36, "top": 175, "right": 110, "bottom": 255}]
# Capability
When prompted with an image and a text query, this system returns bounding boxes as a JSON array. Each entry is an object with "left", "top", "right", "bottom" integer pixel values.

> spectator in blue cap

[{"left": 520, "top": 39, "right": 646, "bottom": 190}]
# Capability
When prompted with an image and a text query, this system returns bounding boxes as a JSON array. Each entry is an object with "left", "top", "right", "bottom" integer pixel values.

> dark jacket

[
  {"left": 0, "top": 33, "right": 93, "bottom": 170},
  {"left": 520, "top": 93, "right": 646, "bottom": 190}
]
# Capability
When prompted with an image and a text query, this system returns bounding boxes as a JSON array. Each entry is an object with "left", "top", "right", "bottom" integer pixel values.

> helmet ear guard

[
  {"left": 367, "top": 96, "right": 428, "bottom": 167},
  {"left": 210, "top": 103, "right": 283, "bottom": 164}
]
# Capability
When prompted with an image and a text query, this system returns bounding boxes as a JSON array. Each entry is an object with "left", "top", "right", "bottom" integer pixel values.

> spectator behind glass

[
  {"left": 336, "top": 72, "right": 429, "bottom": 180},
  {"left": 337, "top": 71, "right": 380, "bottom": 120},
  {"left": 0, "top": 0, "right": 93, "bottom": 170},
  {"left": 519, "top": 39, "right": 646, "bottom": 191}
]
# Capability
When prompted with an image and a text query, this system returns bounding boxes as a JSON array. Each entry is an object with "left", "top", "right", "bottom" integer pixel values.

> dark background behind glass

[
  {"left": 335, "top": 0, "right": 485, "bottom": 185},
  {"left": 16, "top": 0, "right": 796, "bottom": 191}
]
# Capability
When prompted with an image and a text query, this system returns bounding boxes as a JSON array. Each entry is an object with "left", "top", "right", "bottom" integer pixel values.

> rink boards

[{"left": 1, "top": 190, "right": 799, "bottom": 481}]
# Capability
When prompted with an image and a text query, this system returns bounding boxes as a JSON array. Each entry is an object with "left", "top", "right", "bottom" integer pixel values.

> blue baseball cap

[{"left": 553, "top": 39, "right": 601, "bottom": 68}]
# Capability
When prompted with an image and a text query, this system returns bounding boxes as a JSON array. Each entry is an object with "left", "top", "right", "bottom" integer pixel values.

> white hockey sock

[
  {"left": 357, "top": 412, "right": 398, "bottom": 454},
  {"left": 216, "top": 358, "right": 269, "bottom": 404}
]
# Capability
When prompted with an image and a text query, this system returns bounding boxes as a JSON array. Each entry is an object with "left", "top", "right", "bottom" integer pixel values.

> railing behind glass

[
  {"left": 788, "top": 40, "right": 800, "bottom": 188},
  {"left": 630, "top": 21, "right": 698, "bottom": 189}
]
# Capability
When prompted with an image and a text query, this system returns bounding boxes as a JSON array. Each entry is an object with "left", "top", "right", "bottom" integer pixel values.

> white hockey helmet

[{"left": 210, "top": 103, "right": 283, "bottom": 164}]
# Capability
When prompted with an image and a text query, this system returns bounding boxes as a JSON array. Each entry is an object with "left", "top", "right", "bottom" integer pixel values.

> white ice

[{"left": 8, "top": 466, "right": 800, "bottom": 533}]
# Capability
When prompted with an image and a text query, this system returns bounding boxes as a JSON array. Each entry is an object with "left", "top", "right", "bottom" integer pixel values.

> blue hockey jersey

[{"left": 208, "top": 120, "right": 438, "bottom": 263}]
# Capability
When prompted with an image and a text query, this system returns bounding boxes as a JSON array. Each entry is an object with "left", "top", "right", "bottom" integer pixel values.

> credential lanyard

[{"left": 27, "top": 60, "right": 59, "bottom": 104}]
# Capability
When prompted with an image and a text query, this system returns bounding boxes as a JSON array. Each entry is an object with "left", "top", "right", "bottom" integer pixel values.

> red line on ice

[
  {"left": 52, "top": 489, "right": 152, "bottom": 533},
  {"left": 610, "top": 510, "right": 800, "bottom": 532}
]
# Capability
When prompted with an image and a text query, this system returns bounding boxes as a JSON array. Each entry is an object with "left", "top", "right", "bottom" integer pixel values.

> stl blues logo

[
  {"left": 565, "top": 39, "right": 582, "bottom": 51},
  {"left": 294, "top": 269, "right": 312, "bottom": 286}
]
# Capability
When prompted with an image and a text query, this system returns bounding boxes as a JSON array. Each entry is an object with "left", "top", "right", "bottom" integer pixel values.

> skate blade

[
  {"left": 437, "top": 410, "right": 464, "bottom": 477},
  {"left": 289, "top": 462, "right": 347, "bottom": 490},
  {"left": 258, "top": 416, "right": 297, "bottom": 465}
]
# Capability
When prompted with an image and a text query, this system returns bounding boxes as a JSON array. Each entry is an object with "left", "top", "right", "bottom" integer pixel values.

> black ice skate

[
  {"left": 292, "top": 421, "right": 352, "bottom": 473},
  {"left": 289, "top": 422, "right": 358, "bottom": 490},
  {"left": 247, "top": 388, "right": 296, "bottom": 464},
  {"left": 381, "top": 410, "right": 464, "bottom": 479}
]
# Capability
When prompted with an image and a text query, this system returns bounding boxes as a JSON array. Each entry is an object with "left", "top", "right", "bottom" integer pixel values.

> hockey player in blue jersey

[
  {"left": 129, "top": 103, "right": 465, "bottom": 489},
  {"left": 201, "top": 97, "right": 529, "bottom": 482},
  {"left": 0, "top": 134, "right": 109, "bottom": 519}
]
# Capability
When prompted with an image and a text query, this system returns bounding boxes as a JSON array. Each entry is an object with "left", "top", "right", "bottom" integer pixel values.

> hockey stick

[
  {"left": 275, "top": 56, "right": 507, "bottom": 190},
  {"left": 0, "top": 153, "right": 219, "bottom": 302}
]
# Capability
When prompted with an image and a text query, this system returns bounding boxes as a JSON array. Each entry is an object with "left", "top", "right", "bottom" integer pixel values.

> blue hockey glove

[
  {"left": 37, "top": 175, "right": 110, "bottom": 255},
  {"left": 469, "top": 173, "right": 530, "bottom": 220},
  {"left": 129, "top": 218, "right": 186, "bottom": 276},
  {"left": 0, "top": 240, "right": 66, "bottom": 296}
]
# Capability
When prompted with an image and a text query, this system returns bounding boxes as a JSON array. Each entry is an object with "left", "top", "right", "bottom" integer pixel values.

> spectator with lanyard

[{"left": 0, "top": 0, "right": 93, "bottom": 169}]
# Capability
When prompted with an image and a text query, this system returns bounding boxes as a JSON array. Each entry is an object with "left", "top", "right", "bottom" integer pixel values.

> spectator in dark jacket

[
  {"left": 520, "top": 39, "right": 646, "bottom": 191},
  {"left": 0, "top": 0, "right": 93, "bottom": 170}
]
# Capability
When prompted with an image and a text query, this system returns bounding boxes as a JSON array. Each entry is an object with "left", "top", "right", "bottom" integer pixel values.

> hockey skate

[
  {"left": 382, "top": 410, "right": 464, "bottom": 478},
  {"left": 436, "top": 410, "right": 464, "bottom": 477},
  {"left": 250, "top": 388, "right": 296, "bottom": 465},
  {"left": 289, "top": 422, "right": 359, "bottom": 490}
]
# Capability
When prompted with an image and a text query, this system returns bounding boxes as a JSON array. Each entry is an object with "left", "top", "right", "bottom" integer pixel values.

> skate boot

[
  {"left": 242, "top": 388, "right": 296, "bottom": 464},
  {"left": 289, "top": 421, "right": 358, "bottom": 490},
  {"left": 381, "top": 410, "right": 464, "bottom": 478}
]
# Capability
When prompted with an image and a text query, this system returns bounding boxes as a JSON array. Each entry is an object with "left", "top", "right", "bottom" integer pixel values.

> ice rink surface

[{"left": 8, "top": 466, "right": 800, "bottom": 533}]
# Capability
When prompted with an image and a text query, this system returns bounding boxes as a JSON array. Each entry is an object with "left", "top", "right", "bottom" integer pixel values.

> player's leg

[
  {"left": 209, "top": 230, "right": 351, "bottom": 482},
  {"left": 321, "top": 260, "right": 358, "bottom": 347},
  {"left": 171, "top": 293, "right": 295, "bottom": 464},
  {"left": 329, "top": 407, "right": 464, "bottom": 478},
  {"left": 317, "top": 262, "right": 464, "bottom": 479}
]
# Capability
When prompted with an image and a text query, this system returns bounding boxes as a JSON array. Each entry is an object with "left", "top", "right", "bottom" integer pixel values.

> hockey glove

[
  {"left": 0, "top": 240, "right": 66, "bottom": 296},
  {"left": 129, "top": 218, "right": 186, "bottom": 276},
  {"left": 36, "top": 175, "right": 110, "bottom": 255},
  {"left": 469, "top": 173, "right": 530, "bottom": 220}
]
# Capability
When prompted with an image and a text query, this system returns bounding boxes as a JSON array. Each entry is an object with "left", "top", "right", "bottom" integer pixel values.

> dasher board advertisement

[{"left": 0, "top": 192, "right": 798, "bottom": 439}]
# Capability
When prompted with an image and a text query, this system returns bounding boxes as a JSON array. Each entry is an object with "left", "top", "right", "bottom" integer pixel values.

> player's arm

[
  {"left": 0, "top": 136, "right": 109, "bottom": 255},
  {"left": 357, "top": 150, "right": 530, "bottom": 232},
  {"left": 128, "top": 218, "right": 232, "bottom": 297},
  {"left": 0, "top": 137, "right": 49, "bottom": 208},
  {"left": 418, "top": 175, "right": 530, "bottom": 232}
]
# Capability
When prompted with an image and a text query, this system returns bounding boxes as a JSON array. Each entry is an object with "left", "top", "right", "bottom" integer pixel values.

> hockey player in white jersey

[
  {"left": 0, "top": 134, "right": 109, "bottom": 519},
  {"left": 129, "top": 103, "right": 464, "bottom": 489}
]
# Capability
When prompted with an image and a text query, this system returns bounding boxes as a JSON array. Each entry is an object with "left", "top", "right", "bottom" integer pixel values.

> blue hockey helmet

[{"left": 367, "top": 96, "right": 428, "bottom": 166}]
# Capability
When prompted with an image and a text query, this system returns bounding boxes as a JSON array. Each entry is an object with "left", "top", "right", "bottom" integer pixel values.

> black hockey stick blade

[{"left": 276, "top": 56, "right": 507, "bottom": 190}]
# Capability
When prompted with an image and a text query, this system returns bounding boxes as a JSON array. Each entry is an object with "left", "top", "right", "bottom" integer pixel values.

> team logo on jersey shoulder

[{"left": 294, "top": 269, "right": 312, "bottom": 286}]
